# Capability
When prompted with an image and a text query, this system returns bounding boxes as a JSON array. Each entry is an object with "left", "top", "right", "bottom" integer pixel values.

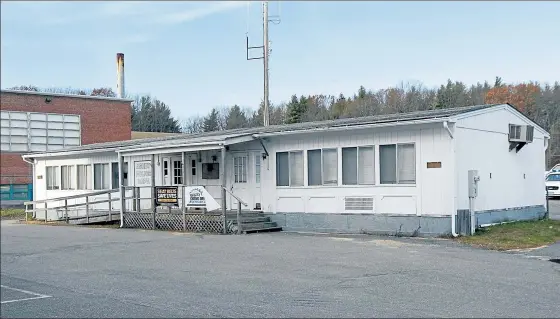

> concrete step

[
  {"left": 239, "top": 221, "right": 278, "bottom": 230},
  {"left": 243, "top": 226, "right": 283, "bottom": 234},
  {"left": 228, "top": 216, "right": 270, "bottom": 224}
]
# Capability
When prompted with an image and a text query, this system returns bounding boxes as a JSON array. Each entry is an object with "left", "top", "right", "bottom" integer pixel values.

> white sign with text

[
  {"left": 134, "top": 161, "right": 152, "bottom": 187},
  {"left": 184, "top": 186, "right": 221, "bottom": 212}
]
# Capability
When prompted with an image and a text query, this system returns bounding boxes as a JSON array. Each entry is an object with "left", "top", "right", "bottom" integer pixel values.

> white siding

[
  {"left": 258, "top": 124, "right": 454, "bottom": 216},
  {"left": 454, "top": 107, "right": 547, "bottom": 211},
  {"left": 34, "top": 152, "right": 123, "bottom": 220}
]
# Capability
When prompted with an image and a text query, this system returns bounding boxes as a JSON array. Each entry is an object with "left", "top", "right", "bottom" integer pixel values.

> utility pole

[
  {"left": 262, "top": 1, "right": 270, "bottom": 127},
  {"left": 247, "top": 1, "right": 280, "bottom": 127}
]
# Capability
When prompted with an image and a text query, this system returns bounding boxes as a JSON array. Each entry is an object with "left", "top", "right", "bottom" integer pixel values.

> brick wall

[{"left": 0, "top": 91, "right": 132, "bottom": 185}]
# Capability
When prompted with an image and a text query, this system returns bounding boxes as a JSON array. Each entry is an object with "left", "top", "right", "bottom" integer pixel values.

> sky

[{"left": 2, "top": 1, "right": 560, "bottom": 121}]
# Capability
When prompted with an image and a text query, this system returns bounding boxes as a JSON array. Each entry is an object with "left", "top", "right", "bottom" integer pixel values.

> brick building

[{"left": 1, "top": 89, "right": 132, "bottom": 204}]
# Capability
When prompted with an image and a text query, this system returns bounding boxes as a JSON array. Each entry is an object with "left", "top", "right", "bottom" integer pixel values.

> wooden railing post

[
  {"left": 64, "top": 199, "right": 69, "bottom": 223},
  {"left": 237, "top": 201, "right": 242, "bottom": 235},
  {"left": 136, "top": 187, "right": 141, "bottom": 213},
  {"left": 86, "top": 196, "right": 90, "bottom": 223},
  {"left": 108, "top": 192, "right": 112, "bottom": 221},
  {"left": 182, "top": 186, "right": 186, "bottom": 232}
]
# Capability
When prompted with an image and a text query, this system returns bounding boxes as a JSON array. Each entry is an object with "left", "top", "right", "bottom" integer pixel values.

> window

[
  {"left": 1, "top": 111, "right": 81, "bottom": 152},
  {"left": 255, "top": 154, "right": 261, "bottom": 183},
  {"left": 111, "top": 162, "right": 119, "bottom": 189},
  {"left": 202, "top": 163, "right": 219, "bottom": 180},
  {"left": 94, "top": 163, "right": 110, "bottom": 190},
  {"left": 380, "top": 143, "right": 416, "bottom": 184},
  {"left": 173, "top": 160, "right": 183, "bottom": 185},
  {"left": 77, "top": 164, "right": 92, "bottom": 190},
  {"left": 61, "top": 165, "right": 76, "bottom": 190},
  {"left": 342, "top": 146, "right": 375, "bottom": 185},
  {"left": 233, "top": 155, "right": 247, "bottom": 183},
  {"left": 46, "top": 166, "right": 60, "bottom": 190},
  {"left": 163, "top": 160, "right": 169, "bottom": 179},
  {"left": 276, "top": 151, "right": 303, "bottom": 186},
  {"left": 308, "top": 148, "right": 338, "bottom": 186}
]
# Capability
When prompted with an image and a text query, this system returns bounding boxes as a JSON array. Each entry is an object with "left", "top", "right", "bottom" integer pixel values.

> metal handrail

[{"left": 221, "top": 186, "right": 248, "bottom": 207}]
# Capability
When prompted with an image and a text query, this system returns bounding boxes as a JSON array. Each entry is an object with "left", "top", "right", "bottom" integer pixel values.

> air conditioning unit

[{"left": 509, "top": 124, "right": 534, "bottom": 143}]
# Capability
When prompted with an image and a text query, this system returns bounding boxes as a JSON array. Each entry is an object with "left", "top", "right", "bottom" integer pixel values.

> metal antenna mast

[{"left": 247, "top": 1, "right": 281, "bottom": 127}]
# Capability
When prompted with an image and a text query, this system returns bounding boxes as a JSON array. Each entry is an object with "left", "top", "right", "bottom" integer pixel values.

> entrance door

[
  {"left": 231, "top": 153, "right": 249, "bottom": 209},
  {"left": 230, "top": 152, "right": 262, "bottom": 211},
  {"left": 253, "top": 152, "right": 262, "bottom": 211}
]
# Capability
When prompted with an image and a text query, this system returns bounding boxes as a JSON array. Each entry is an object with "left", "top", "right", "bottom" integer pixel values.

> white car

[{"left": 546, "top": 173, "right": 560, "bottom": 198}]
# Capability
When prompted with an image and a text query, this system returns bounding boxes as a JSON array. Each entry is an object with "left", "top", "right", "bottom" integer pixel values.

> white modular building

[{"left": 22, "top": 104, "right": 549, "bottom": 236}]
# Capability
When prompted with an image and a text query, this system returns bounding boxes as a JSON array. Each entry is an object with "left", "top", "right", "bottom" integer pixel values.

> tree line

[{"left": 7, "top": 77, "right": 560, "bottom": 167}]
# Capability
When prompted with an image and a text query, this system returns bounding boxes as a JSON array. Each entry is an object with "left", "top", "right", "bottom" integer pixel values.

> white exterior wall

[
  {"left": 454, "top": 107, "right": 547, "bottom": 211},
  {"left": 257, "top": 124, "right": 455, "bottom": 216},
  {"left": 34, "top": 152, "right": 127, "bottom": 220}
]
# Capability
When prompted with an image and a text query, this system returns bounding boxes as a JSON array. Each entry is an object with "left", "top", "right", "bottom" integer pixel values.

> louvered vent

[{"left": 345, "top": 197, "right": 374, "bottom": 211}]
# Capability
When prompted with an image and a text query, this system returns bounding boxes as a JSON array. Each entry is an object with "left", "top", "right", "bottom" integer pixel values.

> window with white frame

[
  {"left": 379, "top": 143, "right": 416, "bottom": 184},
  {"left": 233, "top": 155, "right": 247, "bottom": 183},
  {"left": 1, "top": 111, "right": 81, "bottom": 152},
  {"left": 342, "top": 146, "right": 375, "bottom": 185},
  {"left": 77, "top": 164, "right": 92, "bottom": 190},
  {"left": 308, "top": 148, "right": 338, "bottom": 186},
  {"left": 93, "top": 163, "right": 110, "bottom": 190},
  {"left": 276, "top": 151, "right": 303, "bottom": 186},
  {"left": 255, "top": 154, "right": 261, "bottom": 183},
  {"left": 61, "top": 165, "right": 76, "bottom": 190},
  {"left": 46, "top": 166, "right": 60, "bottom": 190},
  {"left": 173, "top": 160, "right": 183, "bottom": 185}
]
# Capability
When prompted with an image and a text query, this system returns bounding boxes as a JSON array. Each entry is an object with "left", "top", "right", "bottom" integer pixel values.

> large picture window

[
  {"left": 379, "top": 143, "right": 416, "bottom": 184},
  {"left": 308, "top": 148, "right": 338, "bottom": 186},
  {"left": 94, "top": 163, "right": 110, "bottom": 190},
  {"left": 342, "top": 146, "right": 375, "bottom": 185},
  {"left": 61, "top": 165, "right": 76, "bottom": 190},
  {"left": 77, "top": 164, "right": 92, "bottom": 190},
  {"left": 46, "top": 166, "right": 60, "bottom": 190},
  {"left": 276, "top": 151, "right": 303, "bottom": 186}
]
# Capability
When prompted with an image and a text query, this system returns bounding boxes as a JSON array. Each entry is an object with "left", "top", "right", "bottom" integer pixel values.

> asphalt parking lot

[{"left": 1, "top": 217, "right": 559, "bottom": 318}]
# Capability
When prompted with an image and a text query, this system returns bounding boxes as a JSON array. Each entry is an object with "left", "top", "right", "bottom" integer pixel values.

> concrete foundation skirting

[
  {"left": 266, "top": 205, "right": 547, "bottom": 237},
  {"left": 475, "top": 205, "right": 546, "bottom": 226},
  {"left": 266, "top": 212, "right": 451, "bottom": 237}
]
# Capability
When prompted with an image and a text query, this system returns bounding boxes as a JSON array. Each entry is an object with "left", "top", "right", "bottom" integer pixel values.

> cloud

[{"left": 155, "top": 1, "right": 246, "bottom": 25}]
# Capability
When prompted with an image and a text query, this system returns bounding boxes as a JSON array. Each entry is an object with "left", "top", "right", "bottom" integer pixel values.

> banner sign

[
  {"left": 155, "top": 186, "right": 179, "bottom": 206},
  {"left": 184, "top": 186, "right": 221, "bottom": 212}
]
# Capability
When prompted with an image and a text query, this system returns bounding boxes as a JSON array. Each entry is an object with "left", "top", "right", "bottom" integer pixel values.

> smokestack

[{"left": 116, "top": 53, "right": 125, "bottom": 98}]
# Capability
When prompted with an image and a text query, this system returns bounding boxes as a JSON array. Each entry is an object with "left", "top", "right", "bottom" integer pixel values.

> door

[
  {"left": 253, "top": 152, "right": 263, "bottom": 211},
  {"left": 231, "top": 153, "right": 249, "bottom": 209},
  {"left": 162, "top": 157, "right": 171, "bottom": 186}
]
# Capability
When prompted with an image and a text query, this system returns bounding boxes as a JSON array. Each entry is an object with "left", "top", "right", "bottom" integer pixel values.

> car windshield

[{"left": 546, "top": 174, "right": 560, "bottom": 181}]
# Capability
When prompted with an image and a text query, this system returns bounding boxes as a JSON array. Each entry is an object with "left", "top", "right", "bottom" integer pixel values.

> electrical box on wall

[{"left": 468, "top": 170, "right": 480, "bottom": 198}]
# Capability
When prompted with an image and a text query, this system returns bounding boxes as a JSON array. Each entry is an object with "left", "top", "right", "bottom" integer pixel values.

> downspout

[
  {"left": 22, "top": 157, "right": 36, "bottom": 212},
  {"left": 444, "top": 121, "right": 459, "bottom": 237}
]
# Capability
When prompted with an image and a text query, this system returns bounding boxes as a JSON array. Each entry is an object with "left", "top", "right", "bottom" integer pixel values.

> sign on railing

[
  {"left": 184, "top": 186, "right": 220, "bottom": 212},
  {"left": 155, "top": 186, "right": 179, "bottom": 207}
]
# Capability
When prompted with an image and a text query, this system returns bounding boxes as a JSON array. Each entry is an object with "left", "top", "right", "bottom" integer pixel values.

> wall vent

[{"left": 344, "top": 197, "right": 374, "bottom": 211}]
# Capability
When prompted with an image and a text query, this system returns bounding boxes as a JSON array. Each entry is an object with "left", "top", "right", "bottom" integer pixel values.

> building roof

[
  {"left": 1, "top": 89, "right": 134, "bottom": 103},
  {"left": 22, "top": 103, "right": 508, "bottom": 158},
  {"left": 131, "top": 131, "right": 183, "bottom": 139}
]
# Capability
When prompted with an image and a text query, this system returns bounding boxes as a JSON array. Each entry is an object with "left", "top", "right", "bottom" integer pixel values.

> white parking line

[{"left": 0, "top": 285, "right": 52, "bottom": 304}]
